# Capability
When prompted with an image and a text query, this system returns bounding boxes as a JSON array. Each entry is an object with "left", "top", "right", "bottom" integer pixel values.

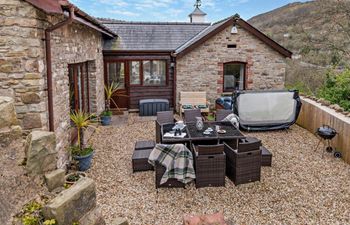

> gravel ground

[
  {"left": 0, "top": 140, "right": 46, "bottom": 225},
  {"left": 88, "top": 114, "right": 350, "bottom": 225}
]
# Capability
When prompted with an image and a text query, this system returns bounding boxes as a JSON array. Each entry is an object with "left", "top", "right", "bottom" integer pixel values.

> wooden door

[{"left": 105, "top": 61, "right": 128, "bottom": 109}]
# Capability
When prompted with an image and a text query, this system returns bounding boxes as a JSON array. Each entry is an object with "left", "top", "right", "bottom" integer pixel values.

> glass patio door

[{"left": 68, "top": 63, "right": 89, "bottom": 113}]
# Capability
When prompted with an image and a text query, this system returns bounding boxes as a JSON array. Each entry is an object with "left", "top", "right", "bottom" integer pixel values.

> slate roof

[
  {"left": 100, "top": 19, "right": 210, "bottom": 51},
  {"left": 100, "top": 16, "right": 292, "bottom": 58},
  {"left": 176, "top": 17, "right": 230, "bottom": 54}
]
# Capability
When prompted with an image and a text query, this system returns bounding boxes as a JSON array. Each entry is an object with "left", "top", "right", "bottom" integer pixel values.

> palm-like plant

[
  {"left": 104, "top": 81, "right": 127, "bottom": 113},
  {"left": 70, "top": 110, "right": 96, "bottom": 152}
]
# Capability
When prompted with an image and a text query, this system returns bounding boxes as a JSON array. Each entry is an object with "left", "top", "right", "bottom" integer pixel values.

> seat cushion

[
  {"left": 182, "top": 104, "right": 193, "bottom": 109},
  {"left": 135, "top": 140, "right": 156, "bottom": 150},
  {"left": 195, "top": 104, "right": 208, "bottom": 109}
]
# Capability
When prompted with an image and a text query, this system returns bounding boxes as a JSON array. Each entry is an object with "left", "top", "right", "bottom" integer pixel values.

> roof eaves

[
  {"left": 24, "top": 0, "right": 116, "bottom": 38},
  {"left": 175, "top": 15, "right": 292, "bottom": 58},
  {"left": 175, "top": 25, "right": 213, "bottom": 53},
  {"left": 24, "top": 0, "right": 63, "bottom": 14},
  {"left": 64, "top": 3, "right": 117, "bottom": 38}
]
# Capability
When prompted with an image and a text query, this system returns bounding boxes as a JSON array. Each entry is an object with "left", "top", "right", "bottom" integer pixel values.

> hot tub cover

[{"left": 232, "top": 90, "right": 302, "bottom": 131}]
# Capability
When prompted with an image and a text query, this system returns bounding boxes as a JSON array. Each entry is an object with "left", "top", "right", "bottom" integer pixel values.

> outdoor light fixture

[{"left": 231, "top": 25, "right": 238, "bottom": 34}]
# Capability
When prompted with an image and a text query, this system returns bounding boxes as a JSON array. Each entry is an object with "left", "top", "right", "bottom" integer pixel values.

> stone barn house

[
  {"left": 0, "top": 0, "right": 291, "bottom": 168},
  {"left": 100, "top": 10, "right": 291, "bottom": 112}
]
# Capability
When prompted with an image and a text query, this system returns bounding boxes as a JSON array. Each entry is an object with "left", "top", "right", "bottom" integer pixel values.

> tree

[{"left": 301, "top": 0, "right": 350, "bottom": 66}]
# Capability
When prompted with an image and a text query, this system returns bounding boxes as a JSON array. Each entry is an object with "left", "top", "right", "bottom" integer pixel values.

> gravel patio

[{"left": 88, "top": 113, "right": 350, "bottom": 225}]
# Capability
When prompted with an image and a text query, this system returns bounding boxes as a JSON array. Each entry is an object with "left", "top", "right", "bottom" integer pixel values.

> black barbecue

[{"left": 315, "top": 125, "right": 338, "bottom": 157}]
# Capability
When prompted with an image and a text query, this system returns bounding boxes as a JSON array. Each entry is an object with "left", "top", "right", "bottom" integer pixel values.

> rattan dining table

[{"left": 161, "top": 121, "right": 245, "bottom": 144}]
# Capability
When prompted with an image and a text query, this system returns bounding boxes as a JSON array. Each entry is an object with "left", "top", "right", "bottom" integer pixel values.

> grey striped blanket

[{"left": 148, "top": 144, "right": 196, "bottom": 185}]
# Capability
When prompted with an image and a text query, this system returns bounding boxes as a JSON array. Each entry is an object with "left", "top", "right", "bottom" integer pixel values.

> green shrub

[
  {"left": 24, "top": 201, "right": 42, "bottom": 213},
  {"left": 43, "top": 219, "right": 56, "bottom": 225},
  {"left": 318, "top": 69, "right": 350, "bottom": 111},
  {"left": 286, "top": 81, "right": 314, "bottom": 96},
  {"left": 70, "top": 145, "right": 94, "bottom": 157},
  {"left": 101, "top": 110, "right": 112, "bottom": 117},
  {"left": 22, "top": 215, "right": 40, "bottom": 225}
]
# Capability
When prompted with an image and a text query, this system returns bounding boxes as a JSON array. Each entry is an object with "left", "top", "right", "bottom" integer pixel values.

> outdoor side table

[
  {"left": 261, "top": 146, "right": 272, "bottom": 167},
  {"left": 132, "top": 149, "right": 153, "bottom": 172}
]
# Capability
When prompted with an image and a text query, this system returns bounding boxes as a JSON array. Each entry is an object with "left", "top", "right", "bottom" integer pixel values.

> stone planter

[
  {"left": 73, "top": 152, "right": 94, "bottom": 171},
  {"left": 100, "top": 115, "right": 111, "bottom": 126}
]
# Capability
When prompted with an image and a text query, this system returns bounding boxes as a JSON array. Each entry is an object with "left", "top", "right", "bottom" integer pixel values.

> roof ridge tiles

[{"left": 97, "top": 17, "right": 211, "bottom": 25}]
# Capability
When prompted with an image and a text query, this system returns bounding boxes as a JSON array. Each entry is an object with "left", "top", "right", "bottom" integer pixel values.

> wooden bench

[{"left": 179, "top": 92, "right": 210, "bottom": 114}]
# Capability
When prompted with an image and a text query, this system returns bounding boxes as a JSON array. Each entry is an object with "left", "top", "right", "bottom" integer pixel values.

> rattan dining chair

[
  {"left": 215, "top": 109, "right": 232, "bottom": 122},
  {"left": 157, "top": 111, "right": 174, "bottom": 124},
  {"left": 191, "top": 143, "right": 226, "bottom": 188},
  {"left": 156, "top": 111, "right": 175, "bottom": 143},
  {"left": 184, "top": 109, "right": 201, "bottom": 123}
]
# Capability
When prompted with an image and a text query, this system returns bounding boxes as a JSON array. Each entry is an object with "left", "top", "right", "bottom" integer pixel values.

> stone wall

[
  {"left": 176, "top": 24, "right": 287, "bottom": 110},
  {"left": 48, "top": 15, "right": 105, "bottom": 167},
  {"left": 0, "top": 0, "right": 47, "bottom": 130},
  {"left": 0, "top": 0, "right": 105, "bottom": 168}
]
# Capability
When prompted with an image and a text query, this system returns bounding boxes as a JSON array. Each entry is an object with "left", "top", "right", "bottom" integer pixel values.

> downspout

[
  {"left": 171, "top": 52, "right": 177, "bottom": 112},
  {"left": 45, "top": 6, "right": 75, "bottom": 131}
]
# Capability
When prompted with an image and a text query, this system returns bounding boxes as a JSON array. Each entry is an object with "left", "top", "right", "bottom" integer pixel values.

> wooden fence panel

[{"left": 297, "top": 98, "right": 350, "bottom": 164}]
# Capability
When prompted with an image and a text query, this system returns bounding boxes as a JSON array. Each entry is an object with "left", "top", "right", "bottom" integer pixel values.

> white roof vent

[{"left": 189, "top": 0, "right": 207, "bottom": 23}]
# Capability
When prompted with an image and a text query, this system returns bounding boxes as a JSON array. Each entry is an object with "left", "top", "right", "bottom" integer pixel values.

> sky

[{"left": 70, "top": 0, "right": 309, "bottom": 22}]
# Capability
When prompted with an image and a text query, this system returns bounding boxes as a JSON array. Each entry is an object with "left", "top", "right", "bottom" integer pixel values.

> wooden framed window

[
  {"left": 107, "top": 62, "right": 125, "bottom": 88},
  {"left": 129, "top": 61, "right": 141, "bottom": 85},
  {"left": 68, "top": 62, "right": 90, "bottom": 112},
  {"left": 223, "top": 63, "right": 245, "bottom": 92},
  {"left": 142, "top": 60, "right": 166, "bottom": 86}
]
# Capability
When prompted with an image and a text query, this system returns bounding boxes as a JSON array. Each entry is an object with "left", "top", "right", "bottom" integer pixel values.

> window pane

[
  {"left": 83, "top": 63, "right": 89, "bottom": 112},
  {"left": 224, "top": 64, "right": 244, "bottom": 91},
  {"left": 130, "top": 61, "right": 141, "bottom": 85},
  {"left": 224, "top": 75, "right": 235, "bottom": 90},
  {"left": 108, "top": 62, "right": 125, "bottom": 88},
  {"left": 143, "top": 60, "right": 166, "bottom": 86},
  {"left": 68, "top": 66, "right": 75, "bottom": 112},
  {"left": 77, "top": 66, "right": 82, "bottom": 110},
  {"left": 142, "top": 61, "right": 152, "bottom": 85}
]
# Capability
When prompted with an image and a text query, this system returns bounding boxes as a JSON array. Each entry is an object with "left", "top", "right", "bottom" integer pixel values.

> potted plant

[
  {"left": 100, "top": 110, "right": 112, "bottom": 126},
  {"left": 64, "top": 171, "right": 86, "bottom": 188},
  {"left": 101, "top": 82, "right": 127, "bottom": 125},
  {"left": 70, "top": 110, "right": 97, "bottom": 171}
]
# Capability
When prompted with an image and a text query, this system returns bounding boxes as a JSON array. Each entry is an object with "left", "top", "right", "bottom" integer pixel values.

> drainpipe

[
  {"left": 170, "top": 52, "right": 177, "bottom": 112},
  {"left": 45, "top": 6, "right": 75, "bottom": 131}
]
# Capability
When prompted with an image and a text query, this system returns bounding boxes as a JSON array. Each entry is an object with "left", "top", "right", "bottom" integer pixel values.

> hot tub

[{"left": 232, "top": 90, "right": 302, "bottom": 131}]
